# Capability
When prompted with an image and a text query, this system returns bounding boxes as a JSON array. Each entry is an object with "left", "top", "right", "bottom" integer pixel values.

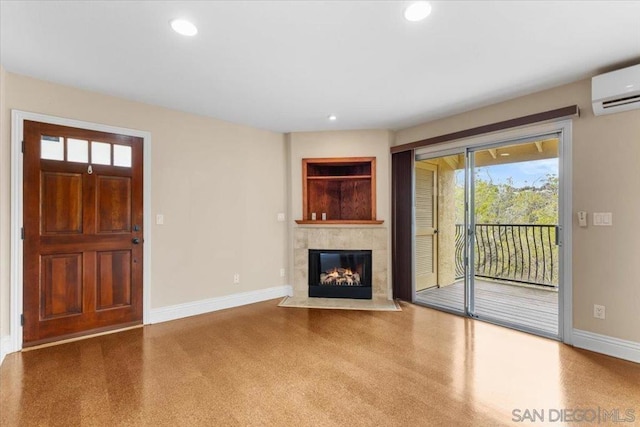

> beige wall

[
  {"left": 396, "top": 78, "right": 640, "bottom": 343},
  {"left": 437, "top": 161, "right": 457, "bottom": 287},
  {"left": 0, "top": 72, "right": 288, "bottom": 337},
  {"left": 422, "top": 159, "right": 458, "bottom": 288},
  {"left": 287, "top": 130, "right": 392, "bottom": 292}
]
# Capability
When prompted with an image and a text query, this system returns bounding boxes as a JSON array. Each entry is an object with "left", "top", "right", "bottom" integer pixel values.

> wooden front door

[{"left": 23, "top": 120, "right": 143, "bottom": 347}]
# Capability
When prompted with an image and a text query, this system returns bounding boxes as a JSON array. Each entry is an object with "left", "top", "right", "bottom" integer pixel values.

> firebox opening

[{"left": 309, "top": 249, "right": 372, "bottom": 299}]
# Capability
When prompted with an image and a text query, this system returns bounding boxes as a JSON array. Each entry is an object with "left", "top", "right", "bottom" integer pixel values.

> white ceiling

[{"left": 1, "top": 1, "right": 639, "bottom": 133}]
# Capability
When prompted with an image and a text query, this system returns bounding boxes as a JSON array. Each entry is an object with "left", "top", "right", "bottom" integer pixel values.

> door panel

[
  {"left": 413, "top": 153, "right": 466, "bottom": 312},
  {"left": 97, "top": 251, "right": 132, "bottom": 309},
  {"left": 97, "top": 176, "right": 132, "bottom": 233},
  {"left": 23, "top": 120, "right": 143, "bottom": 346},
  {"left": 40, "top": 253, "right": 83, "bottom": 319},
  {"left": 41, "top": 172, "right": 83, "bottom": 234},
  {"left": 469, "top": 137, "right": 560, "bottom": 337}
]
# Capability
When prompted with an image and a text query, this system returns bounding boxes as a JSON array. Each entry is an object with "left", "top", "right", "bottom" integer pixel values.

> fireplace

[{"left": 308, "top": 249, "right": 372, "bottom": 299}]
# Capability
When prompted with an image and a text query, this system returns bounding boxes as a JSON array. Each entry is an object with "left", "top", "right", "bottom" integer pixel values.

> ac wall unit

[{"left": 592, "top": 64, "right": 640, "bottom": 116}]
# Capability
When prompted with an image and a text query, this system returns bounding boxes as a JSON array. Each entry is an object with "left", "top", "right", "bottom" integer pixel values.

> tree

[{"left": 455, "top": 169, "right": 558, "bottom": 225}]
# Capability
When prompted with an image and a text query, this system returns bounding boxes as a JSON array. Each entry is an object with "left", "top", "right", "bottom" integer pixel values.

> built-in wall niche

[{"left": 296, "top": 157, "right": 383, "bottom": 224}]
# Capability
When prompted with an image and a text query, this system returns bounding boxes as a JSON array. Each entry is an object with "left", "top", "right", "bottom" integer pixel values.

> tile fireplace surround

[{"left": 293, "top": 226, "right": 390, "bottom": 300}]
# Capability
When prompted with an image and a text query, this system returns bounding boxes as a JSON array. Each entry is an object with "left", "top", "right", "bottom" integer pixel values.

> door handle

[{"left": 132, "top": 238, "right": 141, "bottom": 244}]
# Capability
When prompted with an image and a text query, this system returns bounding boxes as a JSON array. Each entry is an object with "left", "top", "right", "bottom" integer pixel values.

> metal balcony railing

[{"left": 455, "top": 224, "right": 558, "bottom": 288}]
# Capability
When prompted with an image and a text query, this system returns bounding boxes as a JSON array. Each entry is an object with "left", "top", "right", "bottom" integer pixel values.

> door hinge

[
  {"left": 21, "top": 314, "right": 25, "bottom": 327},
  {"left": 21, "top": 227, "right": 25, "bottom": 240},
  {"left": 22, "top": 140, "right": 25, "bottom": 153}
]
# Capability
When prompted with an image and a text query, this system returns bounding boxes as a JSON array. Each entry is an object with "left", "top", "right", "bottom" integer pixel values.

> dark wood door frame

[
  {"left": 390, "top": 105, "right": 578, "bottom": 154},
  {"left": 391, "top": 150, "right": 414, "bottom": 302}
]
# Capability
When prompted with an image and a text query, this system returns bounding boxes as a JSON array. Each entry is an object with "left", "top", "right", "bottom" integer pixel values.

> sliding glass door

[{"left": 414, "top": 133, "right": 562, "bottom": 339}]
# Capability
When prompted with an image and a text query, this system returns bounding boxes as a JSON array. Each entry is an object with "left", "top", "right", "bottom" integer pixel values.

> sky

[{"left": 456, "top": 158, "right": 558, "bottom": 188}]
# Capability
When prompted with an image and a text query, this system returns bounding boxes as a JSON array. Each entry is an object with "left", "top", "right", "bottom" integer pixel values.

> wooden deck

[{"left": 416, "top": 279, "right": 558, "bottom": 336}]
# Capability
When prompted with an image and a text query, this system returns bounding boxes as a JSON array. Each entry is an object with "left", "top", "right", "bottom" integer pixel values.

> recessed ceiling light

[
  {"left": 328, "top": 115, "right": 337, "bottom": 121},
  {"left": 404, "top": 2, "right": 432, "bottom": 22},
  {"left": 170, "top": 18, "right": 198, "bottom": 36},
  {"left": 500, "top": 153, "right": 510, "bottom": 157}
]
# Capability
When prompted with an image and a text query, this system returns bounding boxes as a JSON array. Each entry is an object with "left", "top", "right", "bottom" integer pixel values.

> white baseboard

[
  {"left": 149, "top": 285, "right": 293, "bottom": 324},
  {"left": 573, "top": 329, "right": 640, "bottom": 363},
  {"left": 0, "top": 286, "right": 293, "bottom": 361},
  {"left": 0, "top": 335, "right": 12, "bottom": 366}
]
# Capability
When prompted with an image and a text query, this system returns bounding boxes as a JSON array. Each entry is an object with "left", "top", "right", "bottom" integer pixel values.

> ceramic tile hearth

[
  {"left": 279, "top": 295, "right": 400, "bottom": 311},
  {"left": 293, "top": 226, "right": 390, "bottom": 306}
]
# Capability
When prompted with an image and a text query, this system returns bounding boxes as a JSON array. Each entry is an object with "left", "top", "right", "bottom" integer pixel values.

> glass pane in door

[
  {"left": 414, "top": 153, "right": 466, "bottom": 313},
  {"left": 470, "top": 136, "right": 560, "bottom": 336}
]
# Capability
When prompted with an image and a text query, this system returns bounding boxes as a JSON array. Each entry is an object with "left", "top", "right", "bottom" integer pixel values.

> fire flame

[{"left": 329, "top": 267, "right": 352, "bottom": 275}]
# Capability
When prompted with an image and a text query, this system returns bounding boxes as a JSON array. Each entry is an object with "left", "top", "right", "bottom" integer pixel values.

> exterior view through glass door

[
  {"left": 414, "top": 162, "right": 439, "bottom": 292},
  {"left": 414, "top": 153, "right": 466, "bottom": 314},
  {"left": 415, "top": 134, "right": 561, "bottom": 338}
]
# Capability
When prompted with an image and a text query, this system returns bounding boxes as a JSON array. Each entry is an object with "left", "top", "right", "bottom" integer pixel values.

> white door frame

[
  {"left": 9, "top": 110, "right": 152, "bottom": 353},
  {"left": 415, "top": 119, "right": 573, "bottom": 344}
]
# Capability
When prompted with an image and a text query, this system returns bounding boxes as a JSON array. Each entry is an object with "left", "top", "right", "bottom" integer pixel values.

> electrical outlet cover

[{"left": 594, "top": 304, "right": 606, "bottom": 319}]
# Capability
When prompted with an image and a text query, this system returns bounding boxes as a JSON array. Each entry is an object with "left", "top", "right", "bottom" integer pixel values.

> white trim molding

[
  {"left": 0, "top": 336, "right": 11, "bottom": 366},
  {"left": 573, "top": 329, "right": 640, "bottom": 363},
  {"left": 150, "top": 285, "right": 293, "bottom": 324},
  {"left": 9, "top": 110, "right": 152, "bottom": 355}
]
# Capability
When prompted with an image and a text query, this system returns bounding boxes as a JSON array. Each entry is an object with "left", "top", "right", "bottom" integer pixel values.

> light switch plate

[
  {"left": 156, "top": 214, "right": 164, "bottom": 225},
  {"left": 593, "top": 212, "right": 612, "bottom": 226},
  {"left": 593, "top": 213, "right": 602, "bottom": 226},
  {"left": 277, "top": 213, "right": 285, "bottom": 222}
]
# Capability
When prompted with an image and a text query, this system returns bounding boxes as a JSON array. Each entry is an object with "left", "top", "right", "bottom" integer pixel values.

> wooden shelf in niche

[{"left": 296, "top": 157, "right": 382, "bottom": 224}]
